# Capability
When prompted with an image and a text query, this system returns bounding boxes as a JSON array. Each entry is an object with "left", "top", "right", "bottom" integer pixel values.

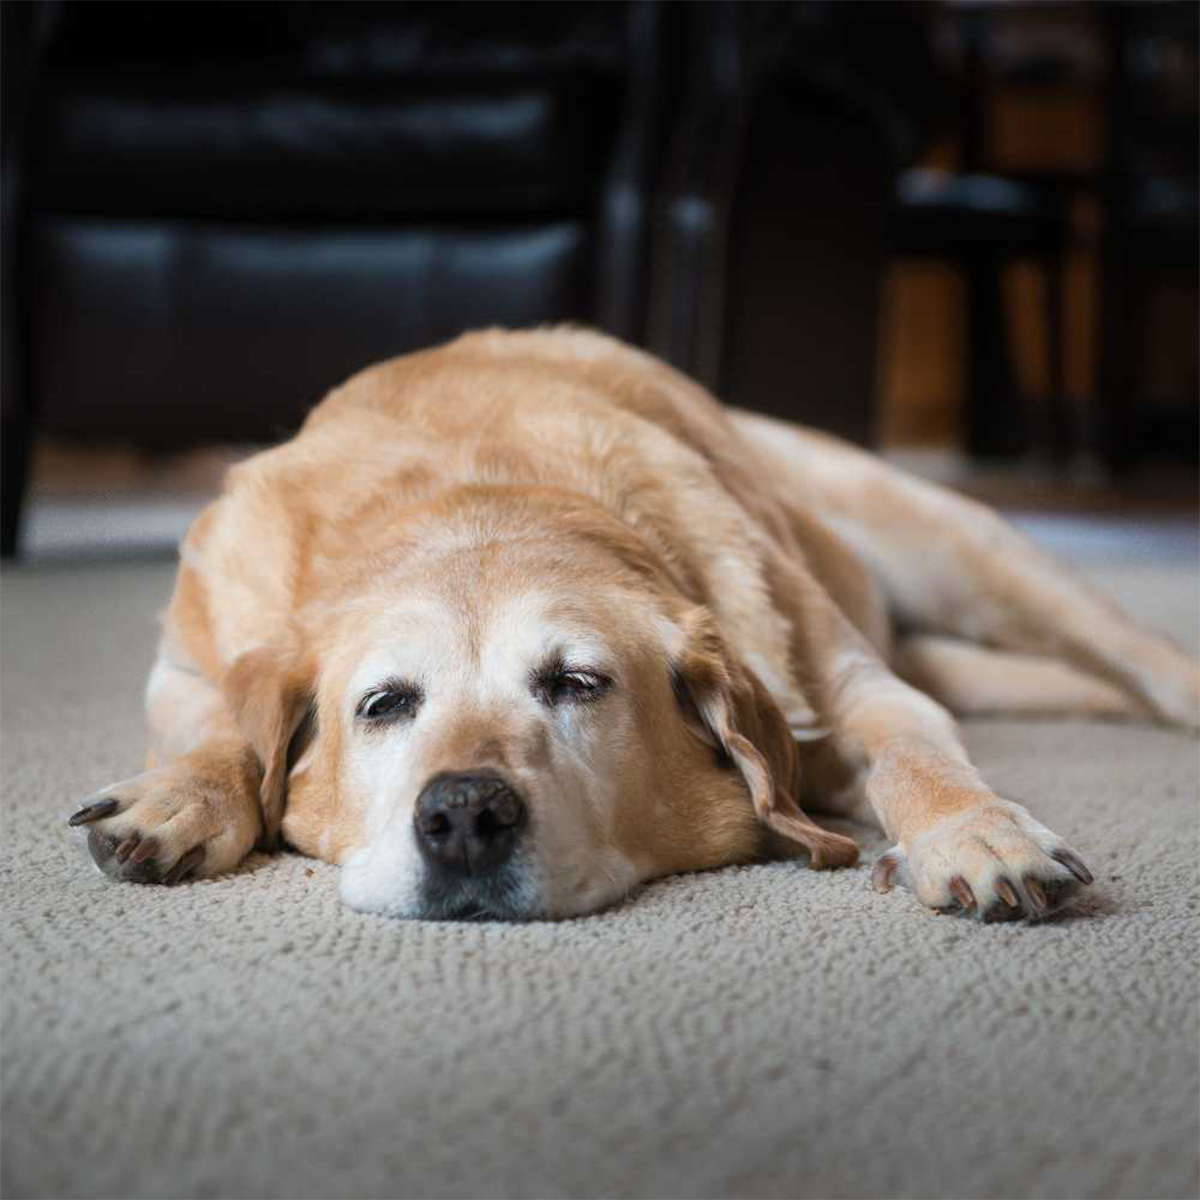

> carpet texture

[{"left": 2, "top": 556, "right": 1197, "bottom": 1200}]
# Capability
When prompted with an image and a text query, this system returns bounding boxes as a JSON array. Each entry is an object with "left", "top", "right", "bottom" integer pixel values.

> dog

[{"left": 70, "top": 327, "right": 1199, "bottom": 920}]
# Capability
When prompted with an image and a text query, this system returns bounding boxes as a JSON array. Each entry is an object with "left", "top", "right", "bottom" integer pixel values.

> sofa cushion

[
  {"left": 28, "top": 1, "right": 630, "bottom": 219},
  {"left": 31, "top": 82, "right": 614, "bottom": 219},
  {"left": 35, "top": 216, "right": 591, "bottom": 444},
  {"left": 38, "top": 1, "right": 628, "bottom": 80}
]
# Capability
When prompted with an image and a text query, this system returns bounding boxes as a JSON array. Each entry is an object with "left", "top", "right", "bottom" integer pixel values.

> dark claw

[
  {"left": 1051, "top": 847, "right": 1094, "bottom": 886},
  {"left": 872, "top": 852, "right": 900, "bottom": 893},
  {"left": 130, "top": 837, "right": 159, "bottom": 865},
  {"left": 949, "top": 876, "right": 975, "bottom": 913},
  {"left": 161, "top": 845, "right": 205, "bottom": 887},
  {"left": 88, "top": 829, "right": 161, "bottom": 883},
  {"left": 1025, "top": 878, "right": 1049, "bottom": 916},
  {"left": 114, "top": 835, "right": 140, "bottom": 864},
  {"left": 984, "top": 876, "right": 1022, "bottom": 921},
  {"left": 68, "top": 799, "right": 119, "bottom": 827}
]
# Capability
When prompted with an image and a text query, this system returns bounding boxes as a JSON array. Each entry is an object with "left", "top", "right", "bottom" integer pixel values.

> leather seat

[
  {"left": 3, "top": 0, "right": 665, "bottom": 547},
  {"left": 32, "top": 84, "right": 608, "bottom": 219},
  {"left": 1, "top": 0, "right": 939, "bottom": 555}
]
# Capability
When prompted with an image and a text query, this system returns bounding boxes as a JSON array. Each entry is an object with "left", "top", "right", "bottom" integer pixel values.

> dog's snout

[{"left": 413, "top": 771, "right": 527, "bottom": 875}]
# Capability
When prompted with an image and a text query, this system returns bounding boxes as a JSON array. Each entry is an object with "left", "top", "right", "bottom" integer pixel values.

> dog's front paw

[
  {"left": 871, "top": 800, "right": 1093, "bottom": 922},
  {"left": 68, "top": 766, "right": 258, "bottom": 885}
]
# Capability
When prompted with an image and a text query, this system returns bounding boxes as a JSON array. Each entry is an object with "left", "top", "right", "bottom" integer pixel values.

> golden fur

[{"left": 72, "top": 327, "right": 1200, "bottom": 921}]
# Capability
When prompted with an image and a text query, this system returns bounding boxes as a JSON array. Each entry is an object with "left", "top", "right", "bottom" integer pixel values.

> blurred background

[{"left": 2, "top": 0, "right": 1197, "bottom": 561}]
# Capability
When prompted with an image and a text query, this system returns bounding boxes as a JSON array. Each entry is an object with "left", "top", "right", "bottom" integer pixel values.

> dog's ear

[
  {"left": 671, "top": 607, "right": 858, "bottom": 869},
  {"left": 222, "top": 639, "right": 315, "bottom": 851}
]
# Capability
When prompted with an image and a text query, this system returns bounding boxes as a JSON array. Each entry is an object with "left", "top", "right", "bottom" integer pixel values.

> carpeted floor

[{"left": 2, "top": 553, "right": 1197, "bottom": 1200}]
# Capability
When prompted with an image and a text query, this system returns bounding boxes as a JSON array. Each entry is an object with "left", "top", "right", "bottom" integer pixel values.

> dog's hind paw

[
  {"left": 871, "top": 799, "right": 1093, "bottom": 922},
  {"left": 68, "top": 764, "right": 258, "bottom": 885}
]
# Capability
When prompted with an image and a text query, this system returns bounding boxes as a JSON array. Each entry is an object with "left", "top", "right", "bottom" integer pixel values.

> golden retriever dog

[{"left": 70, "top": 328, "right": 1199, "bottom": 921}]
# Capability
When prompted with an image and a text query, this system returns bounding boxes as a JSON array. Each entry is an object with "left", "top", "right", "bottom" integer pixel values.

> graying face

[{"left": 330, "top": 586, "right": 654, "bottom": 920}]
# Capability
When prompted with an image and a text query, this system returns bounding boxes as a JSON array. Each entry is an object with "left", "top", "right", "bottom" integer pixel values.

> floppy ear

[
  {"left": 672, "top": 607, "right": 858, "bottom": 869},
  {"left": 222, "top": 639, "right": 315, "bottom": 851}
]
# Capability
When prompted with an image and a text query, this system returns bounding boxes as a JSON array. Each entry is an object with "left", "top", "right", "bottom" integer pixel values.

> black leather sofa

[{"left": 2, "top": 0, "right": 936, "bottom": 555}]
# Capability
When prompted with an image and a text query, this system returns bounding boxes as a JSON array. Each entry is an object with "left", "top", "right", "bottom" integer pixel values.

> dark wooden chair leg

[
  {"left": 2, "top": 417, "right": 30, "bottom": 558},
  {"left": 1043, "top": 257, "right": 1071, "bottom": 465},
  {"left": 965, "top": 256, "right": 1026, "bottom": 459},
  {"left": 1097, "top": 244, "right": 1137, "bottom": 477}
]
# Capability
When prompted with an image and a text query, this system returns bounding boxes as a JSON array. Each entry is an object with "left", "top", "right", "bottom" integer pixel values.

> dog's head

[{"left": 224, "top": 489, "right": 856, "bottom": 919}]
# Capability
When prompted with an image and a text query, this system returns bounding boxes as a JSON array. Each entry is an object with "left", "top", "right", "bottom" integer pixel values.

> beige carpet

[{"left": 2, "top": 555, "right": 1197, "bottom": 1200}]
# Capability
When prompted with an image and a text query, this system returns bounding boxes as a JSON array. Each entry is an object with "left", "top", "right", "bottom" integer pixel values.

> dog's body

[{"left": 73, "top": 328, "right": 1199, "bottom": 919}]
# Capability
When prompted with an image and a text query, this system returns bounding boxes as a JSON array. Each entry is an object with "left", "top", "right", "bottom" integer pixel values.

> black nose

[{"left": 413, "top": 771, "right": 527, "bottom": 875}]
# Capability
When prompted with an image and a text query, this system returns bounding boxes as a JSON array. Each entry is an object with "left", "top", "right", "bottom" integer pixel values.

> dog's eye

[
  {"left": 534, "top": 665, "right": 613, "bottom": 707},
  {"left": 356, "top": 684, "right": 422, "bottom": 724}
]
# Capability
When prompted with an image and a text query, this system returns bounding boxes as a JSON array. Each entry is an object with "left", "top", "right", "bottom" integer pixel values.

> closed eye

[
  {"left": 531, "top": 659, "right": 614, "bottom": 707},
  {"left": 356, "top": 680, "right": 423, "bottom": 725}
]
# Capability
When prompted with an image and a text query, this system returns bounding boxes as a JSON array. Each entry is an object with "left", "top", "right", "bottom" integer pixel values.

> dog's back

[{"left": 182, "top": 326, "right": 838, "bottom": 728}]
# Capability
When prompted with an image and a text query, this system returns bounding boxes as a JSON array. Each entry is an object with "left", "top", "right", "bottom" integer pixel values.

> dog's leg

[
  {"left": 67, "top": 648, "right": 263, "bottom": 884},
  {"left": 803, "top": 630, "right": 1094, "bottom": 920},
  {"left": 894, "top": 635, "right": 1146, "bottom": 719},
  {"left": 734, "top": 412, "right": 1199, "bottom": 730},
  {"left": 871, "top": 499, "right": 1198, "bottom": 730},
  {"left": 767, "top": 554, "right": 1092, "bottom": 920}
]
